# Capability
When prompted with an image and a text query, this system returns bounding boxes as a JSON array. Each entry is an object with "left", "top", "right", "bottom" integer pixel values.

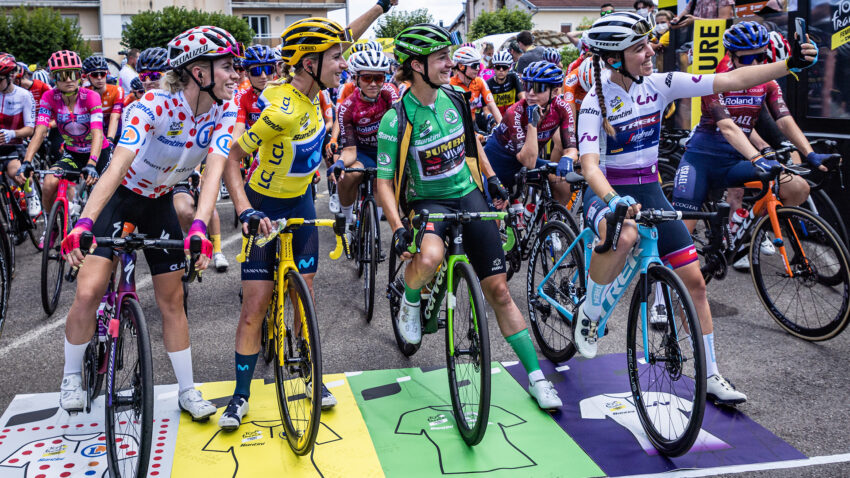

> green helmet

[{"left": 394, "top": 23, "right": 462, "bottom": 64}]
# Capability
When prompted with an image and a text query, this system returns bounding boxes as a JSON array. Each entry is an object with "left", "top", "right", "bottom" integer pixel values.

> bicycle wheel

[
  {"left": 360, "top": 199, "right": 378, "bottom": 323},
  {"left": 626, "top": 264, "right": 705, "bottom": 457},
  {"left": 446, "top": 261, "right": 491, "bottom": 446},
  {"left": 388, "top": 252, "right": 420, "bottom": 356},
  {"left": 274, "top": 270, "right": 322, "bottom": 455},
  {"left": 750, "top": 206, "right": 850, "bottom": 340},
  {"left": 0, "top": 188, "right": 15, "bottom": 278},
  {"left": 527, "top": 220, "right": 582, "bottom": 363},
  {"left": 807, "top": 189, "right": 849, "bottom": 247},
  {"left": 545, "top": 202, "right": 580, "bottom": 235},
  {"left": 41, "top": 201, "right": 65, "bottom": 315},
  {"left": 104, "top": 298, "right": 153, "bottom": 478},
  {"left": 82, "top": 339, "right": 105, "bottom": 414},
  {"left": 24, "top": 179, "right": 45, "bottom": 250},
  {"left": 0, "top": 229, "right": 8, "bottom": 338}
]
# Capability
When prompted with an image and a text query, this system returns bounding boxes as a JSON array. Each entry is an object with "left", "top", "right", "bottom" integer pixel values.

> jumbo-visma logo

[
  {"left": 196, "top": 121, "right": 216, "bottom": 148},
  {"left": 120, "top": 125, "right": 141, "bottom": 146}
]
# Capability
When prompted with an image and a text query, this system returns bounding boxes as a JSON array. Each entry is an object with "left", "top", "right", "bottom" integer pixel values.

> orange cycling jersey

[
  {"left": 336, "top": 81, "right": 356, "bottom": 105},
  {"left": 98, "top": 84, "right": 124, "bottom": 116},
  {"left": 562, "top": 68, "right": 588, "bottom": 113},
  {"left": 449, "top": 76, "right": 494, "bottom": 117},
  {"left": 318, "top": 89, "right": 333, "bottom": 124},
  {"left": 123, "top": 92, "right": 139, "bottom": 108}
]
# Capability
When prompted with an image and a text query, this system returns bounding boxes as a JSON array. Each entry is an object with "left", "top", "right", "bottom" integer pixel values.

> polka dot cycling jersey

[
  {"left": 37, "top": 87, "right": 109, "bottom": 154},
  {"left": 117, "top": 89, "right": 237, "bottom": 198},
  {"left": 338, "top": 83, "right": 398, "bottom": 153},
  {"left": 492, "top": 97, "right": 576, "bottom": 156},
  {"left": 577, "top": 71, "right": 716, "bottom": 172}
]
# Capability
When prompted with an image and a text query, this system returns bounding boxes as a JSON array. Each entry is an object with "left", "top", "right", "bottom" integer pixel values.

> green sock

[
  {"left": 505, "top": 329, "right": 541, "bottom": 374},
  {"left": 404, "top": 281, "right": 421, "bottom": 304}
]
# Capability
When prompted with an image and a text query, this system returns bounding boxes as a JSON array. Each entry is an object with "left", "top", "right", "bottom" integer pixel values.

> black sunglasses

[
  {"left": 523, "top": 81, "right": 552, "bottom": 93},
  {"left": 248, "top": 65, "right": 275, "bottom": 77}
]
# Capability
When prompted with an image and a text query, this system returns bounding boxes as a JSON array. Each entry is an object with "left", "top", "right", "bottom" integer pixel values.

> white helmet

[
  {"left": 583, "top": 12, "right": 655, "bottom": 53},
  {"left": 492, "top": 50, "right": 514, "bottom": 67},
  {"left": 766, "top": 30, "right": 790, "bottom": 62},
  {"left": 352, "top": 40, "right": 383, "bottom": 53},
  {"left": 578, "top": 57, "right": 594, "bottom": 91},
  {"left": 273, "top": 44, "right": 283, "bottom": 62},
  {"left": 452, "top": 46, "right": 482, "bottom": 66},
  {"left": 348, "top": 49, "right": 391, "bottom": 74},
  {"left": 33, "top": 69, "right": 50, "bottom": 84},
  {"left": 167, "top": 25, "right": 242, "bottom": 69}
]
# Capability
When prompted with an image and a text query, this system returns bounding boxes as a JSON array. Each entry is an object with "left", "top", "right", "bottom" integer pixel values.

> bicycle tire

[
  {"left": 0, "top": 187, "right": 16, "bottom": 277},
  {"left": 527, "top": 220, "right": 581, "bottom": 363},
  {"left": 750, "top": 206, "right": 850, "bottom": 340},
  {"left": 274, "top": 270, "right": 322, "bottom": 455},
  {"left": 626, "top": 264, "right": 705, "bottom": 457},
  {"left": 446, "top": 260, "right": 491, "bottom": 446},
  {"left": 105, "top": 298, "right": 153, "bottom": 478},
  {"left": 25, "top": 179, "right": 45, "bottom": 250},
  {"left": 261, "top": 314, "right": 274, "bottom": 364},
  {"left": 388, "top": 252, "right": 419, "bottom": 356},
  {"left": 361, "top": 199, "right": 378, "bottom": 323},
  {"left": 0, "top": 229, "right": 8, "bottom": 338},
  {"left": 82, "top": 340, "right": 105, "bottom": 413},
  {"left": 545, "top": 202, "right": 580, "bottom": 235},
  {"left": 807, "top": 189, "right": 849, "bottom": 247},
  {"left": 41, "top": 201, "right": 65, "bottom": 315}
]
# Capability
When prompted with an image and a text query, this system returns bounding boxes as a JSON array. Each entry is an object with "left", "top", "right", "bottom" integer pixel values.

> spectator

[
  {"left": 569, "top": 4, "right": 616, "bottom": 48},
  {"left": 671, "top": 0, "right": 734, "bottom": 29},
  {"left": 119, "top": 48, "right": 140, "bottom": 94},
  {"left": 507, "top": 40, "right": 523, "bottom": 63},
  {"left": 482, "top": 42, "right": 495, "bottom": 68},
  {"left": 650, "top": 11, "right": 674, "bottom": 71},
  {"left": 634, "top": 0, "right": 656, "bottom": 16},
  {"left": 513, "top": 30, "right": 547, "bottom": 75},
  {"left": 600, "top": 3, "right": 615, "bottom": 16}
]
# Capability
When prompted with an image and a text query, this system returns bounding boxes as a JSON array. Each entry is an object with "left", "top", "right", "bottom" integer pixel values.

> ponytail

[{"left": 593, "top": 54, "right": 616, "bottom": 137}]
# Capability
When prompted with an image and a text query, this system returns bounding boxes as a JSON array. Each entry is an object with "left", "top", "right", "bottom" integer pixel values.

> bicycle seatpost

[{"left": 594, "top": 203, "right": 629, "bottom": 254}]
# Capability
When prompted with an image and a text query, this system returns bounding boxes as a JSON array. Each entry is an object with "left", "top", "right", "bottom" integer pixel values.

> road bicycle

[
  {"left": 338, "top": 167, "right": 383, "bottom": 323},
  {"left": 75, "top": 231, "right": 201, "bottom": 478},
  {"left": 526, "top": 202, "right": 723, "bottom": 456},
  {"left": 0, "top": 151, "right": 46, "bottom": 277},
  {"left": 237, "top": 214, "right": 347, "bottom": 455},
  {"left": 686, "top": 166, "right": 850, "bottom": 341},
  {"left": 0, "top": 220, "right": 9, "bottom": 339},
  {"left": 386, "top": 209, "right": 517, "bottom": 446},
  {"left": 36, "top": 169, "right": 90, "bottom": 315}
]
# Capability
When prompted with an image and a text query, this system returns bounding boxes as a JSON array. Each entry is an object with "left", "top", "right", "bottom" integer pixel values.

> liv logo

[
  {"left": 579, "top": 132, "right": 598, "bottom": 143},
  {"left": 635, "top": 94, "right": 658, "bottom": 105},
  {"left": 691, "top": 75, "right": 703, "bottom": 83}
]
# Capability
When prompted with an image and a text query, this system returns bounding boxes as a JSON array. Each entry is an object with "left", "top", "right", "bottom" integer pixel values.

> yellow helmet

[{"left": 280, "top": 17, "right": 353, "bottom": 67}]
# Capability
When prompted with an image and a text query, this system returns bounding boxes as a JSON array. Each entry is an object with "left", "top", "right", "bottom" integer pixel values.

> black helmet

[
  {"left": 82, "top": 55, "right": 109, "bottom": 73},
  {"left": 130, "top": 77, "right": 143, "bottom": 92},
  {"left": 137, "top": 47, "right": 169, "bottom": 72}
]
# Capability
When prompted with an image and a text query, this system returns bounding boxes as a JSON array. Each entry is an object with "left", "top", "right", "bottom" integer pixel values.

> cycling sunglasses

[
  {"left": 463, "top": 62, "right": 481, "bottom": 70},
  {"left": 248, "top": 65, "right": 275, "bottom": 77},
  {"left": 631, "top": 14, "right": 656, "bottom": 36},
  {"left": 139, "top": 71, "right": 162, "bottom": 82},
  {"left": 87, "top": 71, "right": 108, "bottom": 79},
  {"left": 358, "top": 73, "right": 385, "bottom": 85},
  {"left": 52, "top": 69, "right": 81, "bottom": 82},
  {"left": 601, "top": 9, "right": 615, "bottom": 16},
  {"left": 234, "top": 64, "right": 245, "bottom": 73},
  {"left": 494, "top": 65, "right": 511, "bottom": 71},
  {"left": 523, "top": 81, "right": 552, "bottom": 93},
  {"left": 734, "top": 51, "right": 767, "bottom": 65}
]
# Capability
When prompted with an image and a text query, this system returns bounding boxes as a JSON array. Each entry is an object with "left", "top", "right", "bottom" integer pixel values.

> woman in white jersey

[
  {"left": 60, "top": 26, "right": 243, "bottom": 420},
  {"left": 574, "top": 12, "right": 817, "bottom": 404}
]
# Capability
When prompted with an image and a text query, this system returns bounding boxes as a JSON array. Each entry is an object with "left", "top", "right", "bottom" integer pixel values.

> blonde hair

[{"left": 161, "top": 60, "right": 209, "bottom": 93}]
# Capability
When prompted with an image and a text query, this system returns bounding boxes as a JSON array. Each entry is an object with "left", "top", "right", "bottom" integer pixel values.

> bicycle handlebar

[
  {"left": 236, "top": 213, "right": 348, "bottom": 263},
  {"left": 406, "top": 208, "right": 518, "bottom": 255}
]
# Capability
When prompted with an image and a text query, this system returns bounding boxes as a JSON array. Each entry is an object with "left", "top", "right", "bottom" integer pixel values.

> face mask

[
  {"left": 654, "top": 23, "right": 669, "bottom": 35},
  {"left": 636, "top": 8, "right": 649, "bottom": 16},
  {"left": 483, "top": 55, "right": 493, "bottom": 63}
]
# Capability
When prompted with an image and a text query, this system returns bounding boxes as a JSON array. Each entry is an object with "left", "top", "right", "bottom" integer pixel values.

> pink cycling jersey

[
  {"left": 337, "top": 83, "right": 398, "bottom": 153},
  {"left": 492, "top": 96, "right": 576, "bottom": 155},
  {"left": 36, "top": 87, "right": 108, "bottom": 153}
]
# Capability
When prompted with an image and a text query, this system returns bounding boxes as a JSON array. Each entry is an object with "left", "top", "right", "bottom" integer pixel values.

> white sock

[
  {"left": 703, "top": 333, "right": 719, "bottom": 378},
  {"left": 341, "top": 204, "right": 354, "bottom": 223},
  {"left": 168, "top": 348, "right": 195, "bottom": 393},
  {"left": 582, "top": 276, "right": 607, "bottom": 322},
  {"left": 63, "top": 337, "right": 88, "bottom": 376},
  {"left": 528, "top": 370, "right": 545, "bottom": 383},
  {"left": 377, "top": 206, "right": 384, "bottom": 219}
]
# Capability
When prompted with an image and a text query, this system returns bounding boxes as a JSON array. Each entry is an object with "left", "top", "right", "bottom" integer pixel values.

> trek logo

[
  {"left": 619, "top": 113, "right": 660, "bottom": 132},
  {"left": 602, "top": 245, "right": 642, "bottom": 309},
  {"left": 579, "top": 132, "right": 598, "bottom": 144},
  {"left": 634, "top": 93, "right": 658, "bottom": 106}
]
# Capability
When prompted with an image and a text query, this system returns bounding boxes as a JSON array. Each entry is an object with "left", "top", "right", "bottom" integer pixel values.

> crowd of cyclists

[{"left": 0, "top": 0, "right": 843, "bottom": 470}]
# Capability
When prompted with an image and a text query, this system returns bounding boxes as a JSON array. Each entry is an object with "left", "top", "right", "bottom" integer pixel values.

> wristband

[
  {"left": 75, "top": 218, "right": 94, "bottom": 231},
  {"left": 89, "top": 155, "right": 98, "bottom": 164},
  {"left": 603, "top": 191, "right": 617, "bottom": 204},
  {"left": 189, "top": 219, "right": 207, "bottom": 237},
  {"left": 748, "top": 153, "right": 764, "bottom": 163}
]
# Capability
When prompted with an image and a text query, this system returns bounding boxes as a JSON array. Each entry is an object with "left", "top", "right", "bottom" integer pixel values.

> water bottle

[
  {"left": 509, "top": 201, "right": 525, "bottom": 230},
  {"left": 68, "top": 202, "right": 81, "bottom": 223},
  {"left": 728, "top": 208, "right": 748, "bottom": 236},
  {"left": 524, "top": 203, "right": 536, "bottom": 222},
  {"left": 24, "top": 179, "right": 41, "bottom": 217}
]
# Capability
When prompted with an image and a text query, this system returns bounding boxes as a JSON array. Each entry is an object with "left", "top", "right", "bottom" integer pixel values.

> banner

[
  {"left": 690, "top": 19, "right": 727, "bottom": 128},
  {"left": 345, "top": 38, "right": 395, "bottom": 57},
  {"left": 831, "top": 0, "right": 850, "bottom": 49},
  {"left": 735, "top": 0, "right": 771, "bottom": 17}
]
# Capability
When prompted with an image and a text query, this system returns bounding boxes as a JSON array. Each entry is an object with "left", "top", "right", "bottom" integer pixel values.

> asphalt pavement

[{"left": 0, "top": 181, "right": 848, "bottom": 477}]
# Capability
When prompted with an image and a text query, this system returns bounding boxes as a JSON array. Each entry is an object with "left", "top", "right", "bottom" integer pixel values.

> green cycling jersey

[{"left": 377, "top": 88, "right": 477, "bottom": 202}]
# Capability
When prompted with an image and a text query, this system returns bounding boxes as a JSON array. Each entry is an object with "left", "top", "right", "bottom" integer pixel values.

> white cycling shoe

[
  {"left": 59, "top": 374, "right": 84, "bottom": 413},
  {"left": 732, "top": 256, "right": 750, "bottom": 271},
  {"left": 328, "top": 193, "right": 341, "bottom": 214},
  {"left": 213, "top": 252, "right": 229, "bottom": 272},
  {"left": 179, "top": 388, "right": 217, "bottom": 421},
  {"left": 760, "top": 238, "right": 775, "bottom": 256},
  {"left": 218, "top": 396, "right": 249, "bottom": 431},
  {"left": 707, "top": 374, "right": 747, "bottom": 405},
  {"left": 397, "top": 298, "right": 421, "bottom": 345},
  {"left": 573, "top": 304, "right": 599, "bottom": 359},
  {"left": 529, "top": 379, "right": 562, "bottom": 410},
  {"left": 306, "top": 381, "right": 338, "bottom": 410}
]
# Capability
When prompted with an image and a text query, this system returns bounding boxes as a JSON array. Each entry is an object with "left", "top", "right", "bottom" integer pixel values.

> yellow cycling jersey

[{"left": 237, "top": 83, "right": 326, "bottom": 199}]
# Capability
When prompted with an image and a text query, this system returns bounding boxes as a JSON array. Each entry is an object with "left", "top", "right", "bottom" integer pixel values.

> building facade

[
  {"left": 1, "top": 0, "right": 344, "bottom": 61},
  {"left": 464, "top": 0, "right": 636, "bottom": 36}
]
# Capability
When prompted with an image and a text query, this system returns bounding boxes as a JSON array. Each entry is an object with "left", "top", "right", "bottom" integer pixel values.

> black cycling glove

[
  {"left": 392, "top": 227, "right": 411, "bottom": 257},
  {"left": 487, "top": 175, "right": 509, "bottom": 203}
]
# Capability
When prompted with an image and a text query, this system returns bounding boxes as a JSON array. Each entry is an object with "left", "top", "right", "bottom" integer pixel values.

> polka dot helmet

[{"left": 167, "top": 26, "right": 244, "bottom": 69}]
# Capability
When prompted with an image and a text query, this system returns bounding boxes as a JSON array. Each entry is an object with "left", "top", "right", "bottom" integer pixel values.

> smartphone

[{"left": 792, "top": 17, "right": 806, "bottom": 60}]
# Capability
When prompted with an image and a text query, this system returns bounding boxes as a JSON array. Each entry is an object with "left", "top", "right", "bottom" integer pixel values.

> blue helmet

[
  {"left": 521, "top": 61, "right": 563, "bottom": 85},
  {"left": 243, "top": 45, "right": 276, "bottom": 67},
  {"left": 723, "top": 21, "right": 769, "bottom": 52},
  {"left": 137, "top": 47, "right": 169, "bottom": 72}
]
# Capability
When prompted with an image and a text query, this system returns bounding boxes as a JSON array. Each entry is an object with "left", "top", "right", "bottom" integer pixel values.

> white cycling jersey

[
  {"left": 0, "top": 85, "right": 35, "bottom": 146},
  {"left": 117, "top": 89, "right": 237, "bottom": 198},
  {"left": 577, "top": 71, "right": 716, "bottom": 172}
]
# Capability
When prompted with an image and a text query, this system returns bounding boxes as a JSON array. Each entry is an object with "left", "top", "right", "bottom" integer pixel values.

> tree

[
  {"left": 469, "top": 7, "right": 533, "bottom": 41},
  {"left": 560, "top": 45, "right": 580, "bottom": 68},
  {"left": 121, "top": 6, "right": 254, "bottom": 51},
  {"left": 373, "top": 8, "right": 433, "bottom": 39},
  {"left": 0, "top": 7, "right": 91, "bottom": 66}
]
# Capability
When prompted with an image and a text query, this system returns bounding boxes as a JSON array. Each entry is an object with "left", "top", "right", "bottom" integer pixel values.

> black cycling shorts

[
  {"left": 90, "top": 186, "right": 186, "bottom": 275},
  {"left": 409, "top": 188, "right": 506, "bottom": 279},
  {"left": 55, "top": 148, "right": 111, "bottom": 175}
]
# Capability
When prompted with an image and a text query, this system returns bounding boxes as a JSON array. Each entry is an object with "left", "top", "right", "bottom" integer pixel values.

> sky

[{"left": 327, "top": 1, "right": 464, "bottom": 38}]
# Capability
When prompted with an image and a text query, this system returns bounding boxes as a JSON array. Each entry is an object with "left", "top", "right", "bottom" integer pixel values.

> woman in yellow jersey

[{"left": 219, "top": 2, "right": 398, "bottom": 431}]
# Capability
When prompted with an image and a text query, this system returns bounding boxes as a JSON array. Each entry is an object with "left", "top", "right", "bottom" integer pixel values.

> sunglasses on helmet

[
  {"left": 358, "top": 73, "right": 385, "bottom": 85},
  {"left": 248, "top": 65, "right": 275, "bottom": 77},
  {"left": 87, "top": 71, "right": 108, "bottom": 79},
  {"left": 631, "top": 15, "right": 656, "bottom": 36},
  {"left": 523, "top": 81, "right": 552, "bottom": 93},
  {"left": 733, "top": 51, "right": 767, "bottom": 65},
  {"left": 52, "top": 70, "right": 81, "bottom": 82},
  {"left": 139, "top": 71, "right": 162, "bottom": 82}
]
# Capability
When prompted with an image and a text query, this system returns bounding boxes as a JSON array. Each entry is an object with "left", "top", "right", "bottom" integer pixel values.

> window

[
  {"left": 244, "top": 15, "right": 271, "bottom": 39},
  {"left": 285, "top": 14, "right": 310, "bottom": 27},
  {"left": 121, "top": 15, "right": 134, "bottom": 33},
  {"left": 61, "top": 14, "right": 79, "bottom": 25},
  {"left": 560, "top": 23, "right": 572, "bottom": 34}
]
